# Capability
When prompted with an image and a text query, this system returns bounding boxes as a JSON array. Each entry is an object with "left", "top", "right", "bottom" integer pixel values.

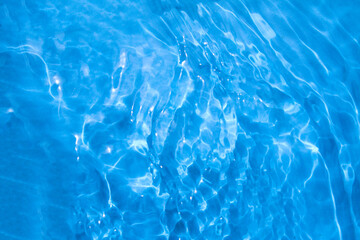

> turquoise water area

[{"left": 1, "top": 0, "right": 360, "bottom": 239}]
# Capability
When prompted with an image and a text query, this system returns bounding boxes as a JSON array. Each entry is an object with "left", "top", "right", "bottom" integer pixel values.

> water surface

[{"left": 1, "top": 0, "right": 360, "bottom": 239}]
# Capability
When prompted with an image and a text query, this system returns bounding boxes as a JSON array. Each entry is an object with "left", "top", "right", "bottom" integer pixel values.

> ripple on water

[{"left": 1, "top": 0, "right": 360, "bottom": 239}]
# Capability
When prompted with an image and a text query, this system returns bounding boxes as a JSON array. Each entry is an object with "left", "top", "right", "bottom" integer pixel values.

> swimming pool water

[{"left": 1, "top": 0, "right": 360, "bottom": 239}]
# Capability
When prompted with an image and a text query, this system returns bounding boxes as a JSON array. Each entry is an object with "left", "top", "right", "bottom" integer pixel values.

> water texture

[{"left": 1, "top": 0, "right": 360, "bottom": 239}]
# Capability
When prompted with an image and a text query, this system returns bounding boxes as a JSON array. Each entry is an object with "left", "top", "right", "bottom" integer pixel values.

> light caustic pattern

[{"left": 0, "top": 0, "right": 360, "bottom": 239}]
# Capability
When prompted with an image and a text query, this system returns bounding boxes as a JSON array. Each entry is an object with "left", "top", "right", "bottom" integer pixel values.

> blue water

[{"left": 1, "top": 0, "right": 360, "bottom": 239}]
